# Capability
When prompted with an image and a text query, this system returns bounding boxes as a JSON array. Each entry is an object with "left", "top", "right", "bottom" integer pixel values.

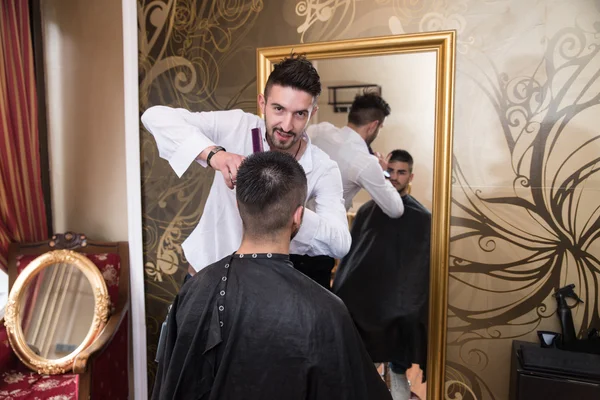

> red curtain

[{"left": 0, "top": 0, "right": 48, "bottom": 272}]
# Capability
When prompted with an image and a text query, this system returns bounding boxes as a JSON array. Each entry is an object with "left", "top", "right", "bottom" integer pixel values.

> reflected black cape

[
  {"left": 152, "top": 253, "right": 391, "bottom": 400},
  {"left": 332, "top": 195, "right": 431, "bottom": 368}
]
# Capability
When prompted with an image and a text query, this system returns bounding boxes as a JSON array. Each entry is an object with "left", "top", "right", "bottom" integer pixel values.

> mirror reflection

[
  {"left": 307, "top": 53, "right": 436, "bottom": 399},
  {"left": 19, "top": 263, "right": 95, "bottom": 359}
]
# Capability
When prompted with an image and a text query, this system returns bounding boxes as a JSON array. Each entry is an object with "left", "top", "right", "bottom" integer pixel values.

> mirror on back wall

[{"left": 256, "top": 32, "right": 454, "bottom": 400}]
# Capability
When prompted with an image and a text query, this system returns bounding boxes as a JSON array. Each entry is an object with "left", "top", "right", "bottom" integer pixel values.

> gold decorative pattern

[
  {"left": 4, "top": 299, "right": 17, "bottom": 335},
  {"left": 93, "top": 289, "right": 111, "bottom": 330},
  {"left": 295, "top": 0, "right": 355, "bottom": 42},
  {"left": 257, "top": 31, "right": 456, "bottom": 400},
  {"left": 3, "top": 250, "right": 111, "bottom": 375},
  {"left": 29, "top": 359, "right": 68, "bottom": 375},
  {"left": 138, "top": 0, "right": 267, "bottom": 388}
]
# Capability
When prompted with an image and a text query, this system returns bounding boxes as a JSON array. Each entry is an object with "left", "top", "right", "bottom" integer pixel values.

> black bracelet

[{"left": 207, "top": 146, "right": 226, "bottom": 168}]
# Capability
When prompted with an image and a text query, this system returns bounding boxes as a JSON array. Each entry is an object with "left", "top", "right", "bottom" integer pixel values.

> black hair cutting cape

[
  {"left": 333, "top": 195, "right": 431, "bottom": 370},
  {"left": 152, "top": 253, "right": 392, "bottom": 400}
]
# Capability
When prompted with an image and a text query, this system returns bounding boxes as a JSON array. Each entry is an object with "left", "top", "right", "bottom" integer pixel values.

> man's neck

[
  {"left": 237, "top": 235, "right": 290, "bottom": 255},
  {"left": 347, "top": 123, "right": 369, "bottom": 143}
]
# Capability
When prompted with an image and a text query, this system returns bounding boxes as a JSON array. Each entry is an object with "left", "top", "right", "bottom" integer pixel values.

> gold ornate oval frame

[
  {"left": 257, "top": 31, "right": 455, "bottom": 400},
  {"left": 4, "top": 249, "right": 111, "bottom": 375}
]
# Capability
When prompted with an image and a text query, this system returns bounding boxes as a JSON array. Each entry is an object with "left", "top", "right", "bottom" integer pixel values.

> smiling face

[{"left": 258, "top": 84, "right": 318, "bottom": 153}]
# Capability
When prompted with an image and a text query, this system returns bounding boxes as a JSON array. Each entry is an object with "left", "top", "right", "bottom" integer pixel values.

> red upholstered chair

[{"left": 0, "top": 232, "right": 130, "bottom": 399}]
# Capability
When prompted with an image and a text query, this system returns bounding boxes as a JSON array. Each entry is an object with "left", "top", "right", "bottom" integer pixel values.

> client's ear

[{"left": 293, "top": 205, "right": 304, "bottom": 227}]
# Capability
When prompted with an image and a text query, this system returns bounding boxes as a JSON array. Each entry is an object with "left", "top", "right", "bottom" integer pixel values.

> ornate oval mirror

[{"left": 4, "top": 250, "right": 111, "bottom": 374}]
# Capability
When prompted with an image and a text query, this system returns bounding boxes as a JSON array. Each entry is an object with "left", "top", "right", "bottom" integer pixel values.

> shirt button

[
  {"left": 252, "top": 254, "right": 257, "bottom": 258},
  {"left": 219, "top": 306, "right": 224, "bottom": 312},
  {"left": 225, "top": 263, "right": 229, "bottom": 269},
  {"left": 222, "top": 276, "right": 227, "bottom": 281},
  {"left": 219, "top": 321, "right": 224, "bottom": 327},
  {"left": 220, "top": 290, "right": 225, "bottom": 296}
]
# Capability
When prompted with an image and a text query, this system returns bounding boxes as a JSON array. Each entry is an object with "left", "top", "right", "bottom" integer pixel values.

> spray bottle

[{"left": 553, "top": 284, "right": 584, "bottom": 345}]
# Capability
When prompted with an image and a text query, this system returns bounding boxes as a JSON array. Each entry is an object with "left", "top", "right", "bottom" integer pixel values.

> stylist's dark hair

[
  {"left": 264, "top": 53, "right": 321, "bottom": 99},
  {"left": 348, "top": 91, "right": 391, "bottom": 126}
]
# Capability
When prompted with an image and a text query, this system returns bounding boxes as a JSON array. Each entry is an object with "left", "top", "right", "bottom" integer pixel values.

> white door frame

[{"left": 122, "top": 1, "right": 148, "bottom": 399}]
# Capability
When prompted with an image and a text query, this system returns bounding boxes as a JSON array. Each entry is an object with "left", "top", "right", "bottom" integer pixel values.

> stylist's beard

[{"left": 265, "top": 117, "right": 301, "bottom": 151}]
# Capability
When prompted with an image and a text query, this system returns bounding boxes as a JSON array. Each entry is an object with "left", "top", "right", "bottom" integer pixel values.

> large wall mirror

[{"left": 257, "top": 31, "right": 456, "bottom": 400}]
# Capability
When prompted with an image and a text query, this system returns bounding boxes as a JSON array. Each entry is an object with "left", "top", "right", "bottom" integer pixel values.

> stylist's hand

[
  {"left": 406, "top": 363, "right": 426, "bottom": 400},
  {"left": 375, "top": 152, "right": 387, "bottom": 171},
  {"left": 210, "top": 151, "right": 245, "bottom": 189}
]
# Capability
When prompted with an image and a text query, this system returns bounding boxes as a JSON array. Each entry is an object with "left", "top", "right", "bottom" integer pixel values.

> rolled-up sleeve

[
  {"left": 291, "top": 163, "right": 352, "bottom": 259},
  {"left": 141, "top": 106, "right": 245, "bottom": 177},
  {"left": 356, "top": 159, "right": 404, "bottom": 218}
]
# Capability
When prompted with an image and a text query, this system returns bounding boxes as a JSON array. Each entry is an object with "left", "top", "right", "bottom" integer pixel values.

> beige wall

[
  {"left": 42, "top": 0, "right": 128, "bottom": 241},
  {"left": 313, "top": 53, "right": 436, "bottom": 211}
]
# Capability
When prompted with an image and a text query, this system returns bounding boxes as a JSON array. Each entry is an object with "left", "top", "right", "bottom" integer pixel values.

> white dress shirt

[
  {"left": 308, "top": 122, "right": 404, "bottom": 218},
  {"left": 141, "top": 107, "right": 351, "bottom": 271}
]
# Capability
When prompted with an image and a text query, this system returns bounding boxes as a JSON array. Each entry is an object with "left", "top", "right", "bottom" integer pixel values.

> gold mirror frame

[
  {"left": 4, "top": 249, "right": 111, "bottom": 375},
  {"left": 257, "top": 31, "right": 455, "bottom": 400}
]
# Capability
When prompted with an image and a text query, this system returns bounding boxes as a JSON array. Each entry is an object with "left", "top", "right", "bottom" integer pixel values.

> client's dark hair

[
  {"left": 264, "top": 53, "right": 321, "bottom": 99},
  {"left": 388, "top": 149, "right": 414, "bottom": 172},
  {"left": 347, "top": 92, "right": 391, "bottom": 126},
  {"left": 236, "top": 152, "right": 308, "bottom": 237}
]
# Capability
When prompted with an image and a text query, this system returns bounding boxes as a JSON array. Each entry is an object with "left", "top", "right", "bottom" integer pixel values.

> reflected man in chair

[{"left": 333, "top": 149, "right": 430, "bottom": 400}]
